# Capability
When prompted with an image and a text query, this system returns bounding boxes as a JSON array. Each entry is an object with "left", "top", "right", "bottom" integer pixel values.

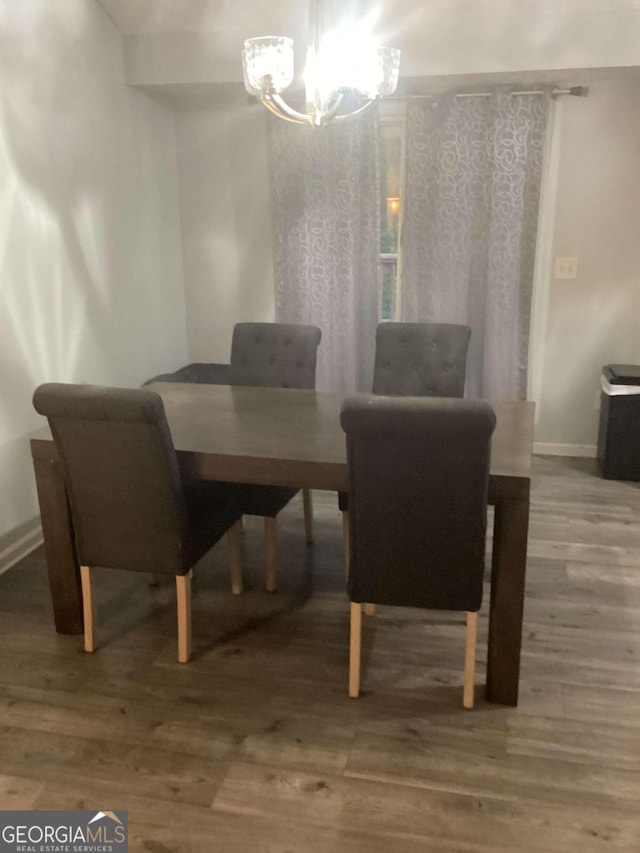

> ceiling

[
  {"left": 96, "top": 0, "right": 640, "bottom": 92},
  {"left": 96, "top": 0, "right": 305, "bottom": 37},
  {"left": 96, "top": 0, "right": 640, "bottom": 36}
]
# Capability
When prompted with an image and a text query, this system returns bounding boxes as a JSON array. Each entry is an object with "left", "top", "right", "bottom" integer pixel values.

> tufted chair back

[
  {"left": 229, "top": 323, "right": 322, "bottom": 390},
  {"left": 372, "top": 322, "right": 471, "bottom": 397}
]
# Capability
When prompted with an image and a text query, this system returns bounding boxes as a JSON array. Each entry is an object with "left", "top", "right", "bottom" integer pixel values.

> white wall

[
  {"left": 534, "top": 75, "right": 640, "bottom": 453},
  {"left": 174, "top": 89, "right": 274, "bottom": 363},
  {"left": 0, "top": 0, "right": 188, "bottom": 540}
]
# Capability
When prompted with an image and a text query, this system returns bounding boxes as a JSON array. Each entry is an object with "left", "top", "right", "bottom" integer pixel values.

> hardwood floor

[{"left": 0, "top": 456, "right": 639, "bottom": 851}]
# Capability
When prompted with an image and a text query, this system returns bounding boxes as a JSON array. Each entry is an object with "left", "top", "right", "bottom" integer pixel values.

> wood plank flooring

[{"left": 0, "top": 455, "right": 639, "bottom": 851}]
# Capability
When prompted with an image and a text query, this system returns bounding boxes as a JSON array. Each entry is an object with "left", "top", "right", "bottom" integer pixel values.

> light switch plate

[{"left": 554, "top": 256, "right": 578, "bottom": 279}]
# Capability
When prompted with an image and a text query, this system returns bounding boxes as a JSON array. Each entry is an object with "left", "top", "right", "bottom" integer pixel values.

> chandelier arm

[
  {"left": 262, "top": 93, "right": 314, "bottom": 126},
  {"left": 316, "top": 92, "right": 345, "bottom": 125},
  {"left": 261, "top": 97, "right": 307, "bottom": 125},
  {"left": 329, "top": 98, "right": 376, "bottom": 123}
]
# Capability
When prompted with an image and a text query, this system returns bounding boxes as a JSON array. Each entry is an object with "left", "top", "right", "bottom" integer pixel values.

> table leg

[
  {"left": 31, "top": 442, "right": 83, "bottom": 635},
  {"left": 485, "top": 487, "right": 530, "bottom": 706}
]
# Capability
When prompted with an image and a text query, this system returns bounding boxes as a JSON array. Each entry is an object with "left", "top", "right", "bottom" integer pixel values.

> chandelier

[{"left": 241, "top": 0, "right": 401, "bottom": 128}]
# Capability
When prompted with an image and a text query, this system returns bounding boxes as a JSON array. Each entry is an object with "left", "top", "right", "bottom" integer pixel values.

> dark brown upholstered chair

[
  {"left": 33, "top": 383, "right": 244, "bottom": 663},
  {"left": 340, "top": 395, "right": 496, "bottom": 707},
  {"left": 229, "top": 322, "right": 322, "bottom": 591}
]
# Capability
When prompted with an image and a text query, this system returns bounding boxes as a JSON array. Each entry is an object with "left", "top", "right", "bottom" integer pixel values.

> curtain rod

[{"left": 397, "top": 86, "right": 588, "bottom": 100}]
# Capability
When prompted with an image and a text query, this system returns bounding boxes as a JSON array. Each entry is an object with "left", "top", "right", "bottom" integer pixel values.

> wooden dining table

[{"left": 30, "top": 383, "right": 535, "bottom": 706}]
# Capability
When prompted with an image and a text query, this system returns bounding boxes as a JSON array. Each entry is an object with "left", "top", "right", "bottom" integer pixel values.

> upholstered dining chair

[
  {"left": 372, "top": 322, "right": 471, "bottom": 397},
  {"left": 229, "top": 322, "right": 322, "bottom": 592},
  {"left": 33, "top": 383, "right": 244, "bottom": 663},
  {"left": 340, "top": 395, "right": 496, "bottom": 708},
  {"left": 339, "top": 321, "right": 472, "bottom": 575}
]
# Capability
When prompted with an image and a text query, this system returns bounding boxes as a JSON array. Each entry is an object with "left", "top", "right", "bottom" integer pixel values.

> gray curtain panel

[
  {"left": 268, "top": 108, "right": 380, "bottom": 393},
  {"left": 401, "top": 92, "right": 549, "bottom": 400}
]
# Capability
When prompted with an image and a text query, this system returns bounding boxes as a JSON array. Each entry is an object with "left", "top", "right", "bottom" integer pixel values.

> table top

[{"left": 148, "top": 383, "right": 535, "bottom": 494}]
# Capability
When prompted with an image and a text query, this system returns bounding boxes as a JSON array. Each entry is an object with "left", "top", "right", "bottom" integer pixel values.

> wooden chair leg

[
  {"left": 349, "top": 602, "right": 362, "bottom": 698},
  {"left": 302, "top": 488, "right": 313, "bottom": 544},
  {"left": 265, "top": 516, "right": 277, "bottom": 592},
  {"left": 176, "top": 570, "right": 192, "bottom": 664},
  {"left": 342, "top": 510, "right": 350, "bottom": 581},
  {"left": 364, "top": 603, "right": 376, "bottom": 617},
  {"left": 463, "top": 610, "right": 478, "bottom": 709},
  {"left": 80, "top": 565, "right": 95, "bottom": 653},
  {"left": 228, "top": 519, "right": 243, "bottom": 595}
]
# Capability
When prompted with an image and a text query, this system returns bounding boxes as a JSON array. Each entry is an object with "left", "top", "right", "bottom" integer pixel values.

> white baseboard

[
  {"left": 0, "top": 522, "right": 43, "bottom": 576},
  {"left": 533, "top": 442, "right": 597, "bottom": 458}
]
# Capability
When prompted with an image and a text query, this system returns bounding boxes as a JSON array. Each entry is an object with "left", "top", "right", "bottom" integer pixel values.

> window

[{"left": 379, "top": 105, "right": 404, "bottom": 320}]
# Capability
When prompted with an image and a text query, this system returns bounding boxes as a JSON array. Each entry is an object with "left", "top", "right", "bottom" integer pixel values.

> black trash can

[{"left": 597, "top": 364, "right": 640, "bottom": 480}]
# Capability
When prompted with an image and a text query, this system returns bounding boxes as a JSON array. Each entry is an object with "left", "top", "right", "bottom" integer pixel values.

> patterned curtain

[
  {"left": 401, "top": 92, "right": 549, "bottom": 400},
  {"left": 268, "top": 108, "right": 380, "bottom": 393}
]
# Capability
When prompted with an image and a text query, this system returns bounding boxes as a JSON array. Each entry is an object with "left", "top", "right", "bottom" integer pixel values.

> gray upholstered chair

[
  {"left": 229, "top": 322, "right": 322, "bottom": 592},
  {"left": 33, "top": 383, "right": 244, "bottom": 663},
  {"left": 230, "top": 322, "right": 322, "bottom": 390},
  {"left": 339, "top": 321, "right": 472, "bottom": 558},
  {"left": 340, "top": 395, "right": 496, "bottom": 707},
  {"left": 372, "top": 322, "right": 471, "bottom": 397}
]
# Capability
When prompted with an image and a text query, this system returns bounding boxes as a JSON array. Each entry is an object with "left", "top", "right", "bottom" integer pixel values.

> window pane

[
  {"left": 380, "top": 260, "right": 396, "bottom": 321},
  {"left": 380, "top": 122, "right": 402, "bottom": 255},
  {"left": 380, "top": 117, "right": 402, "bottom": 320}
]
